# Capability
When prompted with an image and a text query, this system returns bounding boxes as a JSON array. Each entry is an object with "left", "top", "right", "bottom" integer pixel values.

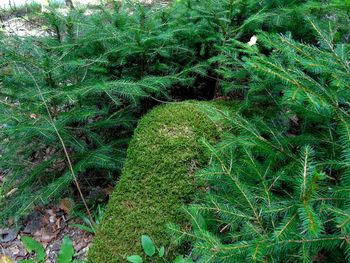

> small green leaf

[
  {"left": 173, "top": 256, "right": 194, "bottom": 263},
  {"left": 127, "top": 255, "right": 143, "bottom": 263},
  {"left": 141, "top": 235, "right": 155, "bottom": 257},
  {"left": 57, "top": 237, "right": 74, "bottom": 263},
  {"left": 158, "top": 246, "right": 165, "bottom": 257},
  {"left": 173, "top": 256, "right": 185, "bottom": 263},
  {"left": 21, "top": 236, "right": 46, "bottom": 262}
]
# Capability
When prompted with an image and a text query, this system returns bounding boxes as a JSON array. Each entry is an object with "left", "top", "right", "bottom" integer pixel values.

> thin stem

[{"left": 24, "top": 67, "right": 95, "bottom": 225}]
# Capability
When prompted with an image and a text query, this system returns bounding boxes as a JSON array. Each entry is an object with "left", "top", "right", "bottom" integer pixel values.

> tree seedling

[
  {"left": 127, "top": 235, "right": 193, "bottom": 263},
  {"left": 20, "top": 236, "right": 84, "bottom": 263}
]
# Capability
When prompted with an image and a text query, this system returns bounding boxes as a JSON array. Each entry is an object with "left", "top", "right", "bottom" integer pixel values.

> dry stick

[{"left": 25, "top": 68, "right": 95, "bottom": 225}]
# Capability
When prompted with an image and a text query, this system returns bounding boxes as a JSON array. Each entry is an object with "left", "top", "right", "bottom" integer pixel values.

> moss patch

[{"left": 88, "top": 101, "right": 225, "bottom": 262}]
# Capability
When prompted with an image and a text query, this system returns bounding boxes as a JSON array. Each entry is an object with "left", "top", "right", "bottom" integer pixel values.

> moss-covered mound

[{"left": 88, "top": 101, "right": 224, "bottom": 262}]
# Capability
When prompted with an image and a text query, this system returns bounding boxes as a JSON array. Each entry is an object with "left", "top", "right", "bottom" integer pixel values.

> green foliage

[
  {"left": 176, "top": 12, "right": 350, "bottom": 263},
  {"left": 21, "top": 236, "right": 46, "bottom": 262},
  {"left": 1, "top": 0, "right": 344, "bottom": 226},
  {"left": 159, "top": 246, "right": 165, "bottom": 257},
  {"left": 58, "top": 237, "right": 75, "bottom": 263},
  {"left": 208, "top": 0, "right": 350, "bottom": 97},
  {"left": 20, "top": 236, "right": 81, "bottom": 263},
  {"left": 87, "top": 102, "right": 225, "bottom": 262},
  {"left": 126, "top": 255, "right": 143, "bottom": 263},
  {"left": 71, "top": 204, "right": 104, "bottom": 234},
  {"left": 172, "top": 256, "right": 193, "bottom": 263},
  {"left": 127, "top": 235, "right": 194, "bottom": 263},
  {"left": 141, "top": 235, "right": 156, "bottom": 257},
  {"left": 1, "top": 0, "right": 350, "bottom": 261},
  {"left": 0, "top": 0, "right": 209, "bottom": 224}
]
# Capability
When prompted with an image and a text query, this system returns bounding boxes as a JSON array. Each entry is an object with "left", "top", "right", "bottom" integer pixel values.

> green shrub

[
  {"left": 1, "top": 1, "right": 348, "bottom": 259},
  {"left": 87, "top": 101, "right": 226, "bottom": 262},
  {"left": 0, "top": 1, "right": 208, "bottom": 223},
  {"left": 178, "top": 15, "right": 350, "bottom": 263},
  {"left": 0, "top": 0, "right": 340, "bottom": 224}
]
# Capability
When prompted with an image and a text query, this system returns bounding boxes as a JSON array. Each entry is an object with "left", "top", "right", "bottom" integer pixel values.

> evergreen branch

[
  {"left": 275, "top": 213, "right": 297, "bottom": 239},
  {"left": 23, "top": 68, "right": 94, "bottom": 225}
]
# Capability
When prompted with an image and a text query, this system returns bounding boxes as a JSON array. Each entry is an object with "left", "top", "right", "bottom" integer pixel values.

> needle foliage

[
  {"left": 0, "top": 0, "right": 324, "bottom": 224},
  {"left": 175, "top": 8, "right": 350, "bottom": 263},
  {"left": 0, "top": 1, "right": 201, "bottom": 223},
  {"left": 0, "top": 1, "right": 350, "bottom": 262}
]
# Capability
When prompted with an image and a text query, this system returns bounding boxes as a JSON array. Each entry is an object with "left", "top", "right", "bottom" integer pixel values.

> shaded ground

[{"left": 0, "top": 207, "right": 93, "bottom": 262}]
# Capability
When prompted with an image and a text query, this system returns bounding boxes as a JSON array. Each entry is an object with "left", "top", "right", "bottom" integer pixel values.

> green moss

[{"left": 88, "top": 101, "right": 225, "bottom": 262}]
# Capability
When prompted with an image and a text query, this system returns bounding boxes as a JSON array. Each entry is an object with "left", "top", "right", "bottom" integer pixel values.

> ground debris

[
  {"left": 0, "top": 206, "right": 93, "bottom": 262},
  {"left": 0, "top": 229, "right": 18, "bottom": 243}
]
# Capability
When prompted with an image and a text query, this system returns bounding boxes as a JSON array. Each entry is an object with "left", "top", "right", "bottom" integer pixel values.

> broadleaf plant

[
  {"left": 57, "top": 237, "right": 75, "bottom": 263},
  {"left": 127, "top": 235, "right": 193, "bottom": 263},
  {"left": 20, "top": 236, "right": 81, "bottom": 263},
  {"left": 21, "top": 236, "right": 46, "bottom": 263},
  {"left": 141, "top": 235, "right": 156, "bottom": 257}
]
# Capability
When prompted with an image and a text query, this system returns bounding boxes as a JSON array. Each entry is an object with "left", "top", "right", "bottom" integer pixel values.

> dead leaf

[
  {"left": 59, "top": 198, "right": 75, "bottom": 215},
  {"left": 23, "top": 210, "right": 45, "bottom": 235},
  {"left": 55, "top": 217, "right": 62, "bottom": 231},
  {"left": 102, "top": 185, "right": 114, "bottom": 196},
  {"left": 34, "top": 228, "right": 58, "bottom": 244},
  {"left": 0, "top": 229, "right": 18, "bottom": 243},
  {"left": 7, "top": 218, "right": 14, "bottom": 227}
]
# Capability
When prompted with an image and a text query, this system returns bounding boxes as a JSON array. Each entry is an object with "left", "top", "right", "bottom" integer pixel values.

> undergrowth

[
  {"left": 172, "top": 6, "right": 350, "bottom": 263},
  {"left": 0, "top": 0, "right": 350, "bottom": 262},
  {"left": 0, "top": 0, "right": 332, "bottom": 225}
]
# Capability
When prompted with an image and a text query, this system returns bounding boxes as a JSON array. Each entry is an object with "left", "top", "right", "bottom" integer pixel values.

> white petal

[{"left": 248, "top": 35, "right": 258, "bottom": 46}]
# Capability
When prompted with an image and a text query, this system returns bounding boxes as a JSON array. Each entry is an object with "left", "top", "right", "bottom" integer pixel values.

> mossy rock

[{"left": 88, "top": 101, "right": 226, "bottom": 262}]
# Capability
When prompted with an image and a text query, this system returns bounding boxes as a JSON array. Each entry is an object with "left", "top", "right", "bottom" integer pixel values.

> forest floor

[
  {"left": 1, "top": 206, "right": 93, "bottom": 262},
  {"left": 1, "top": 0, "right": 169, "bottom": 36}
]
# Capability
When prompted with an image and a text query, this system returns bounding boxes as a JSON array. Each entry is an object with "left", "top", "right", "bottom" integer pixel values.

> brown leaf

[
  {"left": 34, "top": 229, "right": 58, "bottom": 243},
  {"left": 102, "top": 185, "right": 114, "bottom": 196},
  {"left": 7, "top": 218, "right": 14, "bottom": 227},
  {"left": 59, "top": 198, "right": 75, "bottom": 215}
]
